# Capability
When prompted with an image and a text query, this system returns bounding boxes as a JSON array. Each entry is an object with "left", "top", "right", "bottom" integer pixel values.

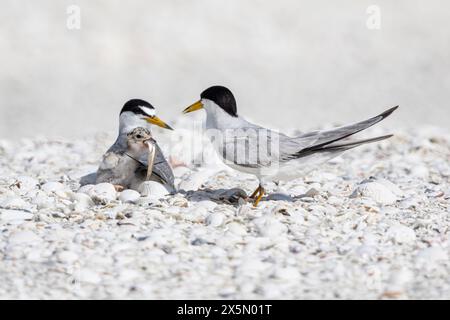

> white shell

[
  {"left": 254, "top": 217, "right": 287, "bottom": 238},
  {"left": 226, "top": 222, "right": 247, "bottom": 236},
  {"left": 88, "top": 183, "right": 117, "bottom": 204},
  {"left": 178, "top": 169, "right": 217, "bottom": 191},
  {"left": 0, "top": 197, "right": 29, "bottom": 210},
  {"left": 8, "top": 230, "right": 41, "bottom": 245},
  {"left": 138, "top": 181, "right": 169, "bottom": 198},
  {"left": 41, "top": 181, "right": 65, "bottom": 193},
  {"left": 0, "top": 209, "right": 33, "bottom": 222},
  {"left": 58, "top": 251, "right": 79, "bottom": 264},
  {"left": 351, "top": 181, "right": 397, "bottom": 205},
  {"left": 205, "top": 212, "right": 225, "bottom": 227},
  {"left": 78, "top": 184, "right": 95, "bottom": 195},
  {"left": 415, "top": 246, "right": 448, "bottom": 268},
  {"left": 14, "top": 176, "right": 39, "bottom": 193},
  {"left": 387, "top": 224, "right": 416, "bottom": 244},
  {"left": 70, "top": 192, "right": 94, "bottom": 211},
  {"left": 119, "top": 189, "right": 141, "bottom": 203}
]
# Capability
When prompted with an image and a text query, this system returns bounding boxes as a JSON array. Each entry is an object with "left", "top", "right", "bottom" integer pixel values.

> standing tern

[{"left": 183, "top": 85, "right": 398, "bottom": 206}]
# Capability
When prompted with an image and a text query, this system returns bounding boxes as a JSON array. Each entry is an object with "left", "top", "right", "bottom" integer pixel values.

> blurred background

[{"left": 1, "top": 0, "right": 449, "bottom": 140}]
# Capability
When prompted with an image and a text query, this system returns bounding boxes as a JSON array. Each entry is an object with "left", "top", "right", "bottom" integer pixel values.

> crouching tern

[
  {"left": 183, "top": 85, "right": 398, "bottom": 206},
  {"left": 93, "top": 99, "right": 175, "bottom": 191}
]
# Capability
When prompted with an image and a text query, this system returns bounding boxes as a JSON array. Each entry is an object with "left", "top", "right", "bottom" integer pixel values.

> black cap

[
  {"left": 120, "top": 99, "right": 155, "bottom": 116},
  {"left": 201, "top": 86, "right": 237, "bottom": 117}
]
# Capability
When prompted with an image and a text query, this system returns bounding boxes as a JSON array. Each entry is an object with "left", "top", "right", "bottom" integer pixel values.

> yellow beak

[
  {"left": 183, "top": 100, "right": 203, "bottom": 114},
  {"left": 145, "top": 116, "right": 173, "bottom": 130}
]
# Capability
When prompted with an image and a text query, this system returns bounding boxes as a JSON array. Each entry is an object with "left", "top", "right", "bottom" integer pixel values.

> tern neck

[
  {"left": 118, "top": 112, "right": 152, "bottom": 135},
  {"left": 204, "top": 100, "right": 246, "bottom": 130}
]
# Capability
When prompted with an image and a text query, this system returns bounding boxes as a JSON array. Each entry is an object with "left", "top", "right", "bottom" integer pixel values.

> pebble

[
  {"left": 227, "top": 222, "right": 247, "bottom": 236},
  {"left": 0, "top": 197, "right": 29, "bottom": 210},
  {"left": 254, "top": 217, "right": 287, "bottom": 237},
  {"left": 58, "top": 251, "right": 79, "bottom": 264},
  {"left": 14, "top": 176, "right": 39, "bottom": 192},
  {"left": 8, "top": 230, "right": 41, "bottom": 245},
  {"left": 118, "top": 189, "right": 141, "bottom": 203},
  {"left": 0, "top": 210, "right": 33, "bottom": 222},
  {"left": 351, "top": 181, "right": 397, "bottom": 205},
  {"left": 415, "top": 246, "right": 448, "bottom": 269},
  {"left": 70, "top": 192, "right": 94, "bottom": 211},
  {"left": 0, "top": 126, "right": 449, "bottom": 299},
  {"left": 41, "top": 181, "right": 65, "bottom": 193},
  {"left": 138, "top": 181, "right": 169, "bottom": 198},
  {"left": 77, "top": 268, "right": 102, "bottom": 284},
  {"left": 387, "top": 225, "right": 416, "bottom": 244},
  {"left": 178, "top": 169, "right": 216, "bottom": 191},
  {"left": 205, "top": 212, "right": 225, "bottom": 227},
  {"left": 88, "top": 183, "right": 117, "bottom": 204}
]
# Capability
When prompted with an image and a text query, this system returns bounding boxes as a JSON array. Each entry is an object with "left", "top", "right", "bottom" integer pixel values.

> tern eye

[{"left": 136, "top": 134, "right": 142, "bottom": 139}]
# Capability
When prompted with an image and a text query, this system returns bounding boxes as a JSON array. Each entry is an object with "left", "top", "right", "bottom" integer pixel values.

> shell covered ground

[{"left": 0, "top": 126, "right": 449, "bottom": 299}]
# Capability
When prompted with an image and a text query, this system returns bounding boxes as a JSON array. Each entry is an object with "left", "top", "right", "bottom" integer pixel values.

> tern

[
  {"left": 183, "top": 85, "right": 398, "bottom": 206},
  {"left": 91, "top": 99, "right": 175, "bottom": 191}
]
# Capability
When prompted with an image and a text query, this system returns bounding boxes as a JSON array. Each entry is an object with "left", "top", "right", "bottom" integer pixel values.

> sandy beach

[{"left": 0, "top": 122, "right": 449, "bottom": 299}]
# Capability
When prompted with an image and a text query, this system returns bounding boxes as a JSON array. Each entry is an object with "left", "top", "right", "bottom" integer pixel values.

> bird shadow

[{"left": 177, "top": 187, "right": 312, "bottom": 207}]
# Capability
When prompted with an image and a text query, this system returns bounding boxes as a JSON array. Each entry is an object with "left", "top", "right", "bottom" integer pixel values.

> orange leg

[
  {"left": 253, "top": 186, "right": 265, "bottom": 207},
  {"left": 249, "top": 185, "right": 261, "bottom": 199}
]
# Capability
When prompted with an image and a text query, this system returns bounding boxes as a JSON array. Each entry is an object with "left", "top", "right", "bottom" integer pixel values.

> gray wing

[
  {"left": 98, "top": 134, "right": 174, "bottom": 189},
  {"left": 217, "top": 127, "right": 316, "bottom": 168},
  {"left": 137, "top": 142, "right": 175, "bottom": 189},
  {"left": 218, "top": 106, "right": 398, "bottom": 166}
]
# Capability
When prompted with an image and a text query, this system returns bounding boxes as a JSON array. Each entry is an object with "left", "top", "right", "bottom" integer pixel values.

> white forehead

[{"left": 139, "top": 106, "right": 155, "bottom": 117}]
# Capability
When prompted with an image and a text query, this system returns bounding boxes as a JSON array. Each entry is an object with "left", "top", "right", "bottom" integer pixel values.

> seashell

[
  {"left": 410, "top": 166, "right": 429, "bottom": 179},
  {"left": 13, "top": 176, "right": 39, "bottom": 193},
  {"left": 178, "top": 169, "right": 217, "bottom": 191},
  {"left": 195, "top": 200, "right": 217, "bottom": 211},
  {"left": 70, "top": 192, "right": 94, "bottom": 211},
  {"left": 118, "top": 189, "right": 141, "bottom": 203},
  {"left": 226, "top": 222, "right": 247, "bottom": 236},
  {"left": 253, "top": 217, "right": 287, "bottom": 237},
  {"left": 138, "top": 181, "right": 169, "bottom": 198},
  {"left": 41, "top": 181, "right": 65, "bottom": 193},
  {"left": 351, "top": 181, "right": 397, "bottom": 205},
  {"left": 289, "top": 185, "right": 307, "bottom": 196},
  {"left": 375, "top": 178, "right": 404, "bottom": 197},
  {"left": 32, "top": 191, "right": 55, "bottom": 210},
  {"left": 76, "top": 268, "right": 102, "bottom": 284},
  {"left": 387, "top": 224, "right": 416, "bottom": 244},
  {"left": 77, "top": 184, "right": 95, "bottom": 195},
  {"left": 8, "top": 230, "right": 41, "bottom": 245},
  {"left": 387, "top": 268, "right": 413, "bottom": 288},
  {"left": 304, "top": 188, "right": 320, "bottom": 197},
  {"left": 273, "top": 266, "right": 301, "bottom": 281},
  {"left": 415, "top": 246, "right": 448, "bottom": 269},
  {"left": 0, "top": 209, "right": 33, "bottom": 222},
  {"left": 167, "top": 196, "right": 189, "bottom": 207},
  {"left": 0, "top": 197, "right": 29, "bottom": 210},
  {"left": 205, "top": 212, "right": 225, "bottom": 227},
  {"left": 57, "top": 251, "right": 79, "bottom": 264},
  {"left": 88, "top": 183, "right": 117, "bottom": 204}
]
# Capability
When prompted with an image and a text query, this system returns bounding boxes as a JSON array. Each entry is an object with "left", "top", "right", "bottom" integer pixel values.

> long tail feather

[
  {"left": 298, "top": 106, "right": 398, "bottom": 149},
  {"left": 296, "top": 134, "right": 393, "bottom": 158}
]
